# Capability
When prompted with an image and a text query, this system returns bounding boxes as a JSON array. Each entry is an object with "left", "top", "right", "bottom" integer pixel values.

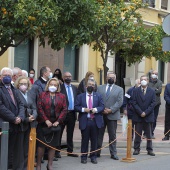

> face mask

[
  {"left": 29, "top": 74, "right": 34, "bottom": 78},
  {"left": 151, "top": 74, "right": 157, "bottom": 79},
  {"left": 48, "top": 72, "right": 53, "bottom": 79},
  {"left": 65, "top": 78, "right": 71, "bottom": 84},
  {"left": 48, "top": 86, "right": 57, "bottom": 93},
  {"left": 87, "top": 86, "right": 94, "bottom": 93},
  {"left": 3, "top": 76, "right": 12, "bottom": 85},
  {"left": 141, "top": 80, "right": 147, "bottom": 86},
  {"left": 108, "top": 78, "right": 114, "bottom": 85},
  {"left": 19, "top": 85, "right": 28, "bottom": 92},
  {"left": 89, "top": 76, "right": 94, "bottom": 80}
]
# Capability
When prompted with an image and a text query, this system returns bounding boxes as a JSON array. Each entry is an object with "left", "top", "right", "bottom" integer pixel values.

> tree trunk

[{"left": 103, "top": 62, "right": 109, "bottom": 84}]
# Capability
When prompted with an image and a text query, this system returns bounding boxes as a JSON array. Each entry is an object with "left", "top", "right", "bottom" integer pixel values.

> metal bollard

[{"left": 0, "top": 122, "right": 9, "bottom": 170}]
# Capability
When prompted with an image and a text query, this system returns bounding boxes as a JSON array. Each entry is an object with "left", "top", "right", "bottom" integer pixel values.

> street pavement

[{"left": 36, "top": 113, "right": 170, "bottom": 170}]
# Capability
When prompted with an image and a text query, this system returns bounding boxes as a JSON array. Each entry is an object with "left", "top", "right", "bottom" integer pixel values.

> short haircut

[
  {"left": 140, "top": 75, "right": 148, "bottom": 80},
  {"left": 12, "top": 67, "right": 21, "bottom": 76},
  {"left": 40, "top": 66, "right": 47, "bottom": 77},
  {"left": 45, "top": 78, "right": 61, "bottom": 92},
  {"left": 87, "top": 79, "right": 95, "bottom": 86},
  {"left": 22, "top": 70, "right": 28, "bottom": 77},
  {"left": 14, "top": 76, "right": 32, "bottom": 90},
  {"left": 1, "top": 67, "right": 13, "bottom": 76}
]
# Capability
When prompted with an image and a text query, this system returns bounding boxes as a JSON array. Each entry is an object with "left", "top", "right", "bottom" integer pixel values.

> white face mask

[
  {"left": 48, "top": 72, "right": 53, "bottom": 79},
  {"left": 141, "top": 80, "right": 147, "bottom": 86},
  {"left": 48, "top": 86, "right": 57, "bottom": 93},
  {"left": 151, "top": 74, "right": 157, "bottom": 79},
  {"left": 29, "top": 73, "right": 34, "bottom": 78}
]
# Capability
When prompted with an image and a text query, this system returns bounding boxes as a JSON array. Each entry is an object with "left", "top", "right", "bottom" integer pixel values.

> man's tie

[
  {"left": 88, "top": 94, "right": 94, "bottom": 118},
  {"left": 106, "top": 85, "right": 111, "bottom": 96},
  {"left": 67, "top": 86, "right": 73, "bottom": 110},
  {"left": 7, "top": 87, "right": 16, "bottom": 105},
  {"left": 142, "top": 89, "right": 145, "bottom": 95}
]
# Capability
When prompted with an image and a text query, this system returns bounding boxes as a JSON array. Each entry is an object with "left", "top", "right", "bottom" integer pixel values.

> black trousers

[
  {"left": 152, "top": 104, "right": 160, "bottom": 134},
  {"left": 59, "top": 111, "right": 76, "bottom": 152},
  {"left": 134, "top": 122, "right": 153, "bottom": 152},
  {"left": 8, "top": 131, "right": 24, "bottom": 170},
  {"left": 164, "top": 104, "right": 170, "bottom": 136}
]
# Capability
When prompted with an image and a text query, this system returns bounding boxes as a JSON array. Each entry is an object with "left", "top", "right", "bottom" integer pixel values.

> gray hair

[
  {"left": 22, "top": 70, "right": 28, "bottom": 77},
  {"left": 1, "top": 67, "right": 13, "bottom": 76},
  {"left": 135, "top": 79, "right": 140, "bottom": 85},
  {"left": 87, "top": 79, "right": 95, "bottom": 85}
]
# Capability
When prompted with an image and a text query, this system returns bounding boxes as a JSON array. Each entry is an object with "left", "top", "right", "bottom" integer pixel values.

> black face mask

[
  {"left": 54, "top": 74, "right": 59, "bottom": 78},
  {"left": 108, "top": 78, "right": 114, "bottom": 85},
  {"left": 87, "top": 86, "right": 94, "bottom": 93},
  {"left": 65, "top": 78, "right": 71, "bottom": 84}
]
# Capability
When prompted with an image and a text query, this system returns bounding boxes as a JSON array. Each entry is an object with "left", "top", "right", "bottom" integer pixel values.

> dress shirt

[
  {"left": 141, "top": 87, "right": 147, "bottom": 95},
  {"left": 106, "top": 84, "right": 113, "bottom": 93},
  {"left": 64, "top": 83, "right": 74, "bottom": 110},
  {"left": 20, "top": 91, "right": 28, "bottom": 102}
]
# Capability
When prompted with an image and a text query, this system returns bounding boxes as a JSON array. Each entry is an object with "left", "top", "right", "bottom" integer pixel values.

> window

[
  {"left": 158, "top": 61, "right": 165, "bottom": 83},
  {"left": 143, "top": 0, "right": 155, "bottom": 8},
  {"left": 64, "top": 45, "right": 79, "bottom": 81},
  {"left": 161, "top": 0, "right": 168, "bottom": 10}
]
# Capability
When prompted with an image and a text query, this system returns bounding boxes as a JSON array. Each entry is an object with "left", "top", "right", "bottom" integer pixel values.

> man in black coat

[
  {"left": 132, "top": 75, "right": 156, "bottom": 156},
  {"left": 0, "top": 67, "right": 25, "bottom": 169},
  {"left": 56, "top": 72, "right": 78, "bottom": 158}
]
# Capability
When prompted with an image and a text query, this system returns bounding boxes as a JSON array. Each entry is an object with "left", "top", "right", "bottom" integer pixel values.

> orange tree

[
  {"left": 50, "top": 0, "right": 170, "bottom": 79},
  {"left": 0, "top": 0, "right": 59, "bottom": 56}
]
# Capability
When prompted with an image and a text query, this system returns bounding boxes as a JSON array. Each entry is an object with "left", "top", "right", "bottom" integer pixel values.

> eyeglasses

[{"left": 19, "top": 83, "right": 28, "bottom": 86}]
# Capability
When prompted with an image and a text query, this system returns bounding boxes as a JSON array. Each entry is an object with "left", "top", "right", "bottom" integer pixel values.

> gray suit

[{"left": 97, "top": 84, "right": 123, "bottom": 156}]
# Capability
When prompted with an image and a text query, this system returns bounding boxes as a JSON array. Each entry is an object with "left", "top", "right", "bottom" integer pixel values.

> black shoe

[
  {"left": 162, "top": 136, "right": 169, "bottom": 141},
  {"left": 152, "top": 135, "right": 155, "bottom": 139},
  {"left": 81, "top": 159, "right": 87, "bottom": 164},
  {"left": 111, "top": 155, "right": 119, "bottom": 160},
  {"left": 67, "top": 153, "right": 79, "bottom": 157},
  {"left": 53, "top": 157, "right": 58, "bottom": 161},
  {"left": 133, "top": 150, "right": 140, "bottom": 155},
  {"left": 55, "top": 152, "right": 61, "bottom": 158},
  {"left": 91, "top": 159, "right": 98, "bottom": 164},
  {"left": 41, "top": 159, "right": 45, "bottom": 163},
  {"left": 147, "top": 151, "right": 155, "bottom": 156}
]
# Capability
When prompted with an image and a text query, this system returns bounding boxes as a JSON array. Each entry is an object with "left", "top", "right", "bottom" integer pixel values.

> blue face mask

[{"left": 3, "top": 76, "right": 12, "bottom": 85}]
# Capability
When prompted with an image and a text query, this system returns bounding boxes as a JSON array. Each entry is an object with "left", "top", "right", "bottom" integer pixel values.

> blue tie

[
  {"left": 106, "top": 85, "right": 111, "bottom": 96},
  {"left": 67, "top": 86, "right": 73, "bottom": 110}
]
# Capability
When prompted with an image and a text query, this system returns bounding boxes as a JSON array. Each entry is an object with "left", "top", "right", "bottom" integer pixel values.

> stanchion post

[
  {"left": 0, "top": 122, "right": 9, "bottom": 170},
  {"left": 27, "top": 128, "right": 36, "bottom": 170},
  {"left": 121, "top": 119, "right": 136, "bottom": 162}
]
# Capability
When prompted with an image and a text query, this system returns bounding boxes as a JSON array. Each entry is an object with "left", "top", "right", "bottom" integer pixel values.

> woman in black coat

[{"left": 15, "top": 76, "right": 37, "bottom": 170}]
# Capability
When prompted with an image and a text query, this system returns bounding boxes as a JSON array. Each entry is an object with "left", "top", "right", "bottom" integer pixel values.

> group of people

[{"left": 0, "top": 66, "right": 169, "bottom": 170}]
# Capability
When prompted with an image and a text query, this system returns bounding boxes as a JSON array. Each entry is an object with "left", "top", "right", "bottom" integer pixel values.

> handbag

[{"left": 42, "top": 125, "right": 61, "bottom": 136}]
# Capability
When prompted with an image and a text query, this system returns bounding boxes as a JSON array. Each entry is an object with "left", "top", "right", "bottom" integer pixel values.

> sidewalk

[{"left": 61, "top": 113, "right": 170, "bottom": 149}]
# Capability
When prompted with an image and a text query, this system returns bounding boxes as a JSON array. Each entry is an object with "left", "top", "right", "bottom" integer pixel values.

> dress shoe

[
  {"left": 91, "top": 159, "right": 98, "bottom": 164},
  {"left": 111, "top": 155, "right": 119, "bottom": 160},
  {"left": 55, "top": 152, "right": 61, "bottom": 158},
  {"left": 147, "top": 151, "right": 155, "bottom": 156},
  {"left": 67, "top": 153, "right": 79, "bottom": 157},
  {"left": 41, "top": 159, "right": 45, "bottom": 163},
  {"left": 152, "top": 135, "right": 155, "bottom": 139},
  {"left": 133, "top": 150, "right": 140, "bottom": 155},
  {"left": 162, "top": 136, "right": 169, "bottom": 141},
  {"left": 53, "top": 157, "right": 58, "bottom": 161},
  {"left": 81, "top": 159, "right": 87, "bottom": 164}
]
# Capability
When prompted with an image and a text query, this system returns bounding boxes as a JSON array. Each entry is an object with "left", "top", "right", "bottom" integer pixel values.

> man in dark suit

[
  {"left": 57, "top": 72, "right": 78, "bottom": 157},
  {"left": 0, "top": 67, "right": 25, "bottom": 169},
  {"left": 97, "top": 73, "right": 123, "bottom": 160},
  {"left": 75, "top": 79, "right": 104, "bottom": 164},
  {"left": 132, "top": 75, "right": 156, "bottom": 156}
]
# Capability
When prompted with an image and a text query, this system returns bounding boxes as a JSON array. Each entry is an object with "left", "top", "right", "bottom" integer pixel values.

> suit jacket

[
  {"left": 132, "top": 86, "right": 156, "bottom": 122},
  {"left": 37, "top": 91, "right": 67, "bottom": 124},
  {"left": 17, "top": 89, "right": 37, "bottom": 130},
  {"left": 97, "top": 84, "right": 123, "bottom": 120},
  {"left": 74, "top": 92, "right": 104, "bottom": 130},
  {"left": 60, "top": 83, "right": 78, "bottom": 120},
  {"left": 0, "top": 82, "right": 25, "bottom": 131},
  {"left": 34, "top": 77, "right": 47, "bottom": 94},
  {"left": 164, "top": 83, "right": 170, "bottom": 105}
]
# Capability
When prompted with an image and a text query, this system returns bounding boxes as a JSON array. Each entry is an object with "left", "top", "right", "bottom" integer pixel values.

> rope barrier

[
  {"left": 132, "top": 128, "right": 170, "bottom": 141},
  {"left": 35, "top": 127, "right": 170, "bottom": 155},
  {"left": 36, "top": 128, "right": 127, "bottom": 155}
]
